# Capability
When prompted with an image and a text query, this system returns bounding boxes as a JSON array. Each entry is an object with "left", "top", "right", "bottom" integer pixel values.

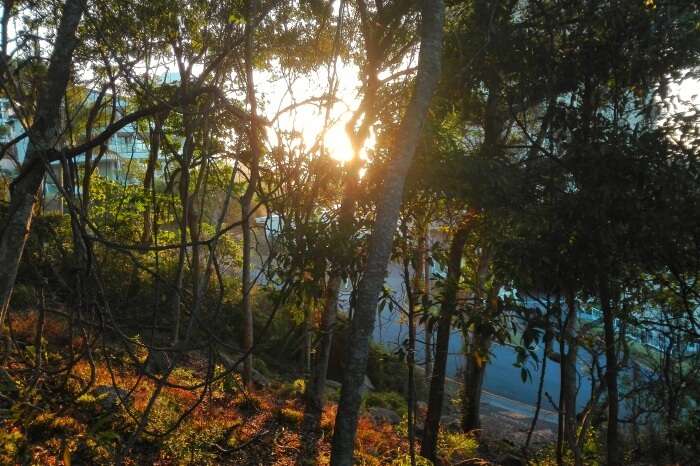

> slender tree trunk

[
  {"left": 305, "top": 274, "right": 341, "bottom": 425},
  {"left": 141, "top": 116, "right": 163, "bottom": 244},
  {"left": 330, "top": 3, "right": 444, "bottom": 464},
  {"left": 461, "top": 334, "right": 490, "bottom": 432},
  {"left": 456, "top": 63, "right": 505, "bottom": 434},
  {"left": 420, "top": 226, "right": 468, "bottom": 463},
  {"left": 241, "top": 0, "right": 262, "bottom": 387},
  {"left": 32, "top": 287, "right": 46, "bottom": 380},
  {"left": 600, "top": 276, "right": 620, "bottom": 466},
  {"left": 303, "top": 300, "right": 312, "bottom": 374},
  {"left": 402, "top": 226, "right": 417, "bottom": 466},
  {"left": 525, "top": 324, "right": 551, "bottom": 450},
  {"left": 170, "top": 131, "right": 193, "bottom": 344},
  {"left": 556, "top": 336, "right": 565, "bottom": 466},
  {"left": 305, "top": 0, "right": 378, "bottom": 414},
  {"left": 414, "top": 229, "right": 433, "bottom": 386},
  {"left": 304, "top": 142, "right": 362, "bottom": 428},
  {"left": 80, "top": 85, "right": 106, "bottom": 217},
  {"left": 563, "top": 289, "right": 583, "bottom": 466},
  {"left": 418, "top": 230, "right": 433, "bottom": 385},
  {"left": 460, "top": 248, "right": 493, "bottom": 433},
  {"left": 0, "top": 0, "right": 83, "bottom": 328}
]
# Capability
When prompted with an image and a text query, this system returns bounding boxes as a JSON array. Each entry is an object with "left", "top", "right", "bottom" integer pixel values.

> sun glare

[
  {"left": 323, "top": 123, "right": 354, "bottom": 162},
  {"left": 262, "top": 62, "right": 377, "bottom": 165}
]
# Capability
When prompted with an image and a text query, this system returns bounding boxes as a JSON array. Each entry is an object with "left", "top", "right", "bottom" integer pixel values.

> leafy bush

[
  {"left": 389, "top": 452, "right": 434, "bottom": 466},
  {"left": 438, "top": 431, "right": 478, "bottom": 464},
  {"left": 278, "top": 407, "right": 304, "bottom": 426},
  {"left": 279, "top": 378, "right": 306, "bottom": 398}
]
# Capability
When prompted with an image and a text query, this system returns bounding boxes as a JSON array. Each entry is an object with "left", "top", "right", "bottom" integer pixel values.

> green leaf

[{"left": 228, "top": 12, "right": 245, "bottom": 25}]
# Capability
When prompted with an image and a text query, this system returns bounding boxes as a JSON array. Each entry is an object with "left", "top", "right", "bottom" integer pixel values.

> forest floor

[{"left": 0, "top": 309, "right": 553, "bottom": 465}]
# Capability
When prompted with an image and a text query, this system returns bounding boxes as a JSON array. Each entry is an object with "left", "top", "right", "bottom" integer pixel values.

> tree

[
  {"left": 0, "top": 0, "right": 84, "bottom": 329},
  {"left": 330, "top": 1, "right": 444, "bottom": 464}
]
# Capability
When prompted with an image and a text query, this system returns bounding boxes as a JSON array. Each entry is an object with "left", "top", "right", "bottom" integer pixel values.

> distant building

[{"left": 1, "top": 91, "right": 154, "bottom": 209}]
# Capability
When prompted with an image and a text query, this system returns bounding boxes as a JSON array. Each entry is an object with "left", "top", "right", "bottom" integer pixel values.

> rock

[
  {"left": 359, "top": 375, "right": 375, "bottom": 396},
  {"left": 251, "top": 368, "right": 270, "bottom": 388},
  {"left": 368, "top": 407, "right": 401, "bottom": 425},
  {"left": 326, "top": 380, "right": 342, "bottom": 390},
  {"left": 144, "top": 349, "right": 171, "bottom": 375},
  {"left": 92, "top": 385, "right": 130, "bottom": 409},
  {"left": 415, "top": 420, "right": 425, "bottom": 436},
  {"left": 440, "top": 415, "right": 461, "bottom": 432},
  {"left": 217, "top": 350, "right": 242, "bottom": 368},
  {"left": 217, "top": 350, "right": 269, "bottom": 387}
]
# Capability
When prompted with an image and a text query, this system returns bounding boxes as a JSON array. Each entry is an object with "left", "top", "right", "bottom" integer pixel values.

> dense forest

[{"left": 0, "top": 0, "right": 699, "bottom": 464}]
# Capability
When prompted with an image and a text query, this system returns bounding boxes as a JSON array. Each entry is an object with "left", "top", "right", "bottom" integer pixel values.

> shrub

[
  {"left": 278, "top": 408, "right": 304, "bottom": 426},
  {"left": 438, "top": 431, "right": 478, "bottom": 464},
  {"left": 389, "top": 452, "right": 434, "bottom": 466},
  {"left": 279, "top": 378, "right": 306, "bottom": 398}
]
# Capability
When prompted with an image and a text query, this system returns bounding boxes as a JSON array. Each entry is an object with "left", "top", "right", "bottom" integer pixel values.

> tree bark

[
  {"left": 563, "top": 289, "right": 583, "bottom": 466},
  {"left": 600, "top": 276, "right": 620, "bottom": 466},
  {"left": 460, "top": 248, "right": 493, "bottom": 433},
  {"left": 0, "top": 0, "right": 83, "bottom": 328},
  {"left": 418, "top": 229, "right": 433, "bottom": 385},
  {"left": 141, "top": 116, "right": 163, "bottom": 244},
  {"left": 304, "top": 89, "right": 368, "bottom": 431},
  {"left": 305, "top": 274, "right": 341, "bottom": 423},
  {"left": 461, "top": 333, "right": 490, "bottom": 432},
  {"left": 240, "top": 0, "right": 262, "bottom": 387},
  {"left": 329, "top": 2, "right": 444, "bottom": 464},
  {"left": 402, "top": 224, "right": 418, "bottom": 466},
  {"left": 420, "top": 226, "right": 469, "bottom": 463},
  {"left": 526, "top": 322, "right": 551, "bottom": 450}
]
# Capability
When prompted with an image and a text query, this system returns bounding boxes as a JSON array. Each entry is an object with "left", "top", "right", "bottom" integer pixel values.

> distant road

[{"left": 481, "top": 388, "right": 559, "bottom": 426}]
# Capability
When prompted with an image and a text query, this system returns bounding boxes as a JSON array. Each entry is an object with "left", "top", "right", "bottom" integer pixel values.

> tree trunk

[
  {"left": 600, "top": 276, "right": 620, "bottom": 466},
  {"left": 563, "top": 289, "right": 583, "bottom": 466},
  {"left": 526, "top": 322, "right": 551, "bottom": 450},
  {"left": 329, "top": 3, "right": 444, "bottom": 464},
  {"left": 241, "top": 0, "right": 262, "bottom": 387},
  {"left": 141, "top": 116, "right": 163, "bottom": 244},
  {"left": 304, "top": 119, "right": 364, "bottom": 429},
  {"left": 418, "top": 230, "right": 433, "bottom": 385},
  {"left": 461, "top": 334, "right": 490, "bottom": 432},
  {"left": 0, "top": 0, "right": 83, "bottom": 328},
  {"left": 403, "top": 226, "right": 418, "bottom": 466},
  {"left": 305, "top": 274, "right": 341, "bottom": 426},
  {"left": 460, "top": 247, "right": 494, "bottom": 433},
  {"left": 420, "top": 226, "right": 469, "bottom": 463},
  {"left": 240, "top": 200, "right": 254, "bottom": 385}
]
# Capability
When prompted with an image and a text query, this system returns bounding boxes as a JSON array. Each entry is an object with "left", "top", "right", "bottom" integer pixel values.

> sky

[{"left": 258, "top": 61, "right": 374, "bottom": 163}]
